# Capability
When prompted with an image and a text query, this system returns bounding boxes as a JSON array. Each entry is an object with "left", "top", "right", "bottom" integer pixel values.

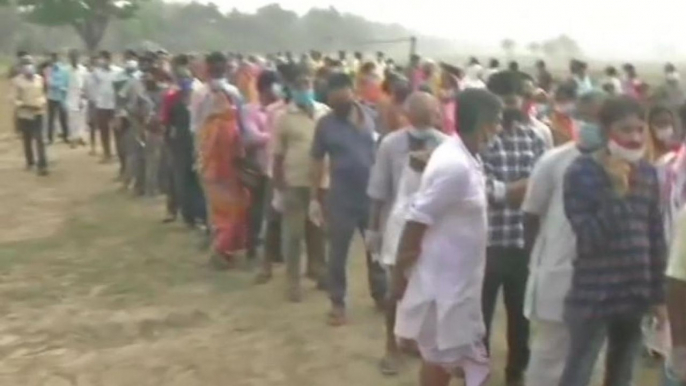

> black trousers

[
  {"left": 481, "top": 246, "right": 530, "bottom": 382},
  {"left": 18, "top": 115, "right": 47, "bottom": 170},
  {"left": 166, "top": 149, "right": 206, "bottom": 226},
  {"left": 47, "top": 99, "right": 69, "bottom": 142}
]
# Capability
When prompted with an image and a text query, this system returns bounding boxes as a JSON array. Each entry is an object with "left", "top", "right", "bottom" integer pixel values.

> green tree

[{"left": 0, "top": 0, "right": 147, "bottom": 52}]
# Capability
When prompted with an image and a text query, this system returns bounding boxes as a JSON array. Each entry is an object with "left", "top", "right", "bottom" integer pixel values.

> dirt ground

[{"left": 0, "top": 83, "right": 661, "bottom": 386}]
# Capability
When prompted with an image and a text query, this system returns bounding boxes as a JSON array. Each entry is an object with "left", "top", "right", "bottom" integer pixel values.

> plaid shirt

[
  {"left": 563, "top": 156, "right": 666, "bottom": 318},
  {"left": 482, "top": 122, "right": 546, "bottom": 248}
]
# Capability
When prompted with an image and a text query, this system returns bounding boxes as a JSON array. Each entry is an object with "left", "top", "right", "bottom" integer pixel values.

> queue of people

[{"left": 8, "top": 48, "right": 686, "bottom": 386}]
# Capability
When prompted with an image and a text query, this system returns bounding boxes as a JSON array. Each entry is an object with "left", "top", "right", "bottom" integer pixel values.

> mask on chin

[{"left": 608, "top": 138, "right": 645, "bottom": 163}]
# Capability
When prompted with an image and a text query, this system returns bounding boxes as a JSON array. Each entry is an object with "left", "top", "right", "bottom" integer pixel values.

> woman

[
  {"left": 198, "top": 88, "right": 249, "bottom": 269},
  {"left": 647, "top": 105, "right": 678, "bottom": 164}
]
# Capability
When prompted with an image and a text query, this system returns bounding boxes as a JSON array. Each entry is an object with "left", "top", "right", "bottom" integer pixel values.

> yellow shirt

[
  {"left": 12, "top": 74, "right": 46, "bottom": 120},
  {"left": 273, "top": 102, "right": 330, "bottom": 188},
  {"left": 668, "top": 206, "right": 686, "bottom": 281}
]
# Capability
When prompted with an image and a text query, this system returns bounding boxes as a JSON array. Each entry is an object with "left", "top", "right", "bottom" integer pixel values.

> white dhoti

[{"left": 68, "top": 108, "right": 87, "bottom": 142}]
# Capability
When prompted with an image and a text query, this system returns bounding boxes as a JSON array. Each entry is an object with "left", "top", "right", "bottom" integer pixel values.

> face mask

[
  {"left": 271, "top": 83, "right": 285, "bottom": 99},
  {"left": 292, "top": 89, "right": 315, "bottom": 107},
  {"left": 125, "top": 60, "right": 138, "bottom": 72},
  {"left": 209, "top": 78, "right": 226, "bottom": 91},
  {"left": 408, "top": 127, "right": 434, "bottom": 141},
  {"left": 556, "top": 103, "right": 575, "bottom": 115},
  {"left": 654, "top": 126, "right": 675, "bottom": 143},
  {"left": 576, "top": 121, "right": 604, "bottom": 150},
  {"left": 21, "top": 64, "right": 35, "bottom": 76},
  {"left": 608, "top": 139, "right": 645, "bottom": 163}
]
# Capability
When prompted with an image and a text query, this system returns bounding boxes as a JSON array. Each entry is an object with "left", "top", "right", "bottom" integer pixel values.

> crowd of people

[{"left": 7, "top": 48, "right": 686, "bottom": 386}]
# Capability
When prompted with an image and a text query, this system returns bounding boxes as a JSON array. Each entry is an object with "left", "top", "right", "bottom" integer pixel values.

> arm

[
  {"left": 482, "top": 142, "right": 529, "bottom": 207},
  {"left": 366, "top": 138, "right": 394, "bottom": 232},
  {"left": 648, "top": 171, "right": 667, "bottom": 305},
  {"left": 521, "top": 152, "right": 554, "bottom": 255},
  {"left": 309, "top": 119, "right": 328, "bottom": 199},
  {"left": 240, "top": 108, "right": 270, "bottom": 149},
  {"left": 271, "top": 114, "right": 289, "bottom": 191}
]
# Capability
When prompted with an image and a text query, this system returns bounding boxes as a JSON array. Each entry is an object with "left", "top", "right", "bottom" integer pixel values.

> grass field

[{"left": 0, "top": 82, "right": 662, "bottom": 385}]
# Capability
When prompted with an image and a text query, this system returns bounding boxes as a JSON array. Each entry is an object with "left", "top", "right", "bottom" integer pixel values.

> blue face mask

[
  {"left": 577, "top": 120, "right": 604, "bottom": 151},
  {"left": 292, "top": 89, "right": 315, "bottom": 107}
]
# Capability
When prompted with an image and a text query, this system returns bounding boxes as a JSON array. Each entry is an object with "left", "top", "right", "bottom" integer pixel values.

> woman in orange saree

[{"left": 197, "top": 90, "right": 249, "bottom": 268}]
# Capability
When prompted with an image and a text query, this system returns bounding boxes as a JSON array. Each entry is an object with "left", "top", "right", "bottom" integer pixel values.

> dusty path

[{"left": 0, "top": 85, "right": 660, "bottom": 385}]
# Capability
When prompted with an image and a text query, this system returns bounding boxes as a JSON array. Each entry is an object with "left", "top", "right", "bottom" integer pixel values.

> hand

[
  {"left": 308, "top": 199, "right": 324, "bottom": 228},
  {"left": 603, "top": 154, "right": 632, "bottom": 196},
  {"left": 364, "top": 229, "right": 383, "bottom": 254},
  {"left": 390, "top": 268, "right": 408, "bottom": 303},
  {"left": 653, "top": 304, "right": 668, "bottom": 330}
]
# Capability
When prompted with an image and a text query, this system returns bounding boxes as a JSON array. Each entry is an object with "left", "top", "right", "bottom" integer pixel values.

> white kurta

[
  {"left": 66, "top": 64, "right": 88, "bottom": 141},
  {"left": 395, "top": 137, "right": 489, "bottom": 384},
  {"left": 380, "top": 161, "right": 422, "bottom": 267}
]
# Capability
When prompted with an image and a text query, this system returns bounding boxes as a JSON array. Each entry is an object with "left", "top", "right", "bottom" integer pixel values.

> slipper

[{"left": 379, "top": 356, "right": 400, "bottom": 376}]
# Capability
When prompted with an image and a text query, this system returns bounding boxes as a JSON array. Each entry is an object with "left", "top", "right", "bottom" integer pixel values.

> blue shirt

[
  {"left": 311, "top": 103, "right": 377, "bottom": 212},
  {"left": 47, "top": 64, "right": 69, "bottom": 102},
  {"left": 563, "top": 155, "right": 666, "bottom": 318}
]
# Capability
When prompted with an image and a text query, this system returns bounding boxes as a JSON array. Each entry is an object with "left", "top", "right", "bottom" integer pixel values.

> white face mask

[
  {"left": 654, "top": 126, "right": 675, "bottom": 143},
  {"left": 608, "top": 139, "right": 645, "bottom": 163}
]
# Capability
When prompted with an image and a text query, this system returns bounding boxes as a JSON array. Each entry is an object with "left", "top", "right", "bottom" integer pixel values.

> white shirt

[
  {"left": 395, "top": 136, "right": 488, "bottom": 350},
  {"left": 93, "top": 65, "right": 122, "bottom": 110},
  {"left": 521, "top": 143, "right": 580, "bottom": 322},
  {"left": 530, "top": 117, "right": 554, "bottom": 150},
  {"left": 65, "top": 64, "right": 88, "bottom": 111}
]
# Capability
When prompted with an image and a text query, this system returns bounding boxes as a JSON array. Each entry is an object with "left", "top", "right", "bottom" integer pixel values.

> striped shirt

[
  {"left": 481, "top": 122, "right": 546, "bottom": 248},
  {"left": 563, "top": 155, "right": 666, "bottom": 318}
]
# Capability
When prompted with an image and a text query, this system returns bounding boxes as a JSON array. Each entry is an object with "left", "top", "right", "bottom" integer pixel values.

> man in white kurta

[
  {"left": 65, "top": 50, "right": 89, "bottom": 146},
  {"left": 395, "top": 135, "right": 489, "bottom": 385}
]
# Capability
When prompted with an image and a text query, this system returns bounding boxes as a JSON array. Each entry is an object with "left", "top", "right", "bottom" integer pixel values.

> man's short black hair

[
  {"left": 456, "top": 88, "right": 502, "bottom": 135},
  {"left": 206, "top": 51, "right": 227, "bottom": 65},
  {"left": 173, "top": 54, "right": 190, "bottom": 67},
  {"left": 327, "top": 72, "right": 353, "bottom": 90},
  {"left": 598, "top": 96, "right": 644, "bottom": 132},
  {"left": 554, "top": 82, "right": 577, "bottom": 100},
  {"left": 508, "top": 61, "right": 519, "bottom": 72},
  {"left": 487, "top": 70, "right": 524, "bottom": 97}
]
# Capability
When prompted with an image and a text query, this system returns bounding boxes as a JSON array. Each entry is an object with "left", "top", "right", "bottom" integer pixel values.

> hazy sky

[{"left": 176, "top": 0, "right": 684, "bottom": 60}]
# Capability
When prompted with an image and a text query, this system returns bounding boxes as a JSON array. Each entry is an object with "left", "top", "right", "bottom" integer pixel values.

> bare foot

[
  {"left": 379, "top": 352, "right": 400, "bottom": 376},
  {"left": 326, "top": 307, "right": 347, "bottom": 327}
]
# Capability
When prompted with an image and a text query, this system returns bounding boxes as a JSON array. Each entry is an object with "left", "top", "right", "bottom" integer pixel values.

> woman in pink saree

[{"left": 197, "top": 90, "right": 249, "bottom": 268}]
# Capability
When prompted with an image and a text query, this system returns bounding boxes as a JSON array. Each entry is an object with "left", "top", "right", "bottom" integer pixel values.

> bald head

[{"left": 404, "top": 91, "right": 440, "bottom": 128}]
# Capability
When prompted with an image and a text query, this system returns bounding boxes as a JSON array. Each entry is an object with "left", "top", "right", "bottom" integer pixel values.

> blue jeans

[
  {"left": 558, "top": 309, "right": 643, "bottom": 386},
  {"left": 664, "top": 365, "right": 686, "bottom": 386}
]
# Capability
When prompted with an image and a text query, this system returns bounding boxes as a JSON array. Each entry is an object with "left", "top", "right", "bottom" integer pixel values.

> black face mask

[
  {"left": 502, "top": 107, "right": 527, "bottom": 128},
  {"left": 332, "top": 102, "right": 353, "bottom": 118}
]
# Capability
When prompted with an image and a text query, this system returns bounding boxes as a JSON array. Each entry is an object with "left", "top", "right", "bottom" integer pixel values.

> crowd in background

[{"left": 7, "top": 48, "right": 686, "bottom": 386}]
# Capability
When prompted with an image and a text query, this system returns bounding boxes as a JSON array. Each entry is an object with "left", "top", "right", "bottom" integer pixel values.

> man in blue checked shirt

[
  {"left": 480, "top": 70, "right": 546, "bottom": 386},
  {"left": 46, "top": 52, "right": 70, "bottom": 144}
]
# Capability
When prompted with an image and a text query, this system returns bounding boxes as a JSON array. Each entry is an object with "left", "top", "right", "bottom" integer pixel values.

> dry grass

[{"left": 0, "top": 82, "right": 661, "bottom": 386}]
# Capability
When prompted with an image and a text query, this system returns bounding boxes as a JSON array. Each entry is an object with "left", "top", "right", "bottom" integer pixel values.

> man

[
  {"left": 521, "top": 91, "right": 606, "bottom": 386},
  {"left": 162, "top": 63, "right": 207, "bottom": 228},
  {"left": 570, "top": 60, "right": 593, "bottom": 95},
  {"left": 310, "top": 72, "right": 387, "bottom": 325},
  {"left": 535, "top": 60, "right": 553, "bottom": 93},
  {"left": 65, "top": 49, "right": 89, "bottom": 147},
  {"left": 113, "top": 50, "right": 142, "bottom": 179},
  {"left": 481, "top": 70, "right": 547, "bottom": 386},
  {"left": 13, "top": 56, "right": 48, "bottom": 176},
  {"left": 392, "top": 88, "right": 503, "bottom": 386},
  {"left": 141, "top": 69, "right": 167, "bottom": 197},
  {"left": 666, "top": 203, "right": 686, "bottom": 385},
  {"left": 559, "top": 96, "right": 667, "bottom": 386},
  {"left": 93, "top": 51, "right": 122, "bottom": 162},
  {"left": 366, "top": 91, "right": 447, "bottom": 375},
  {"left": 270, "top": 66, "right": 329, "bottom": 302},
  {"left": 45, "top": 52, "right": 70, "bottom": 144},
  {"left": 652, "top": 63, "right": 686, "bottom": 112}
]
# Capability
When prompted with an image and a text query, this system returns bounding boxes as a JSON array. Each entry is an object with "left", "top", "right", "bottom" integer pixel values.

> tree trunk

[{"left": 72, "top": 16, "right": 110, "bottom": 54}]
